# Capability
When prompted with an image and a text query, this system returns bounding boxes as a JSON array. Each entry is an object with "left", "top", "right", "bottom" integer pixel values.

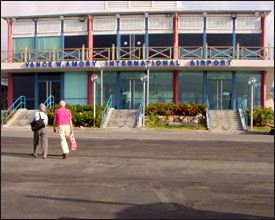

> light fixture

[
  {"left": 91, "top": 74, "right": 98, "bottom": 82},
  {"left": 12, "top": 18, "right": 16, "bottom": 22},
  {"left": 248, "top": 77, "right": 256, "bottom": 86},
  {"left": 60, "top": 16, "right": 64, "bottom": 20},
  {"left": 203, "top": 12, "right": 207, "bottom": 17},
  {"left": 255, "top": 12, "right": 259, "bottom": 17},
  {"left": 116, "top": 14, "right": 120, "bottom": 19},
  {"left": 145, "top": 13, "right": 149, "bottom": 18},
  {"left": 140, "top": 74, "right": 148, "bottom": 82},
  {"left": 231, "top": 14, "right": 237, "bottom": 19},
  {"left": 79, "top": 17, "right": 85, "bottom": 22}
]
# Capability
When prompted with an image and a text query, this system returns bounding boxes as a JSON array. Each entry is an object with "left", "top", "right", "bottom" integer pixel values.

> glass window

[
  {"left": 207, "top": 34, "right": 233, "bottom": 46},
  {"left": 179, "top": 34, "right": 203, "bottom": 46},
  {"left": 38, "top": 73, "right": 61, "bottom": 80},
  {"left": 13, "top": 73, "right": 35, "bottom": 109},
  {"left": 64, "top": 35, "right": 88, "bottom": 48},
  {"left": 149, "top": 34, "right": 173, "bottom": 47},
  {"left": 93, "top": 35, "right": 116, "bottom": 47},
  {"left": 13, "top": 37, "right": 34, "bottom": 50},
  {"left": 64, "top": 72, "right": 87, "bottom": 105},
  {"left": 179, "top": 71, "right": 204, "bottom": 104},
  {"left": 103, "top": 71, "right": 117, "bottom": 106},
  {"left": 38, "top": 36, "right": 61, "bottom": 49},
  {"left": 149, "top": 71, "right": 173, "bottom": 104},
  {"left": 236, "top": 34, "right": 261, "bottom": 46},
  {"left": 236, "top": 71, "right": 261, "bottom": 108}
]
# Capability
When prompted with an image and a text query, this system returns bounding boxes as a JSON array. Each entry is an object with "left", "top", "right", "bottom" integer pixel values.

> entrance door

[
  {"left": 120, "top": 34, "right": 144, "bottom": 60},
  {"left": 207, "top": 79, "right": 232, "bottom": 110},
  {"left": 38, "top": 81, "right": 60, "bottom": 106},
  {"left": 120, "top": 79, "right": 143, "bottom": 109}
]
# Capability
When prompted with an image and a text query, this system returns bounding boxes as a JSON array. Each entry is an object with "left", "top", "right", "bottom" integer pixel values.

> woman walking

[{"left": 31, "top": 103, "right": 48, "bottom": 159}]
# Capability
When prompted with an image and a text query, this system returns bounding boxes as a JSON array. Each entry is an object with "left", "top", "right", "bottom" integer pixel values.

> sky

[{"left": 1, "top": 1, "right": 274, "bottom": 51}]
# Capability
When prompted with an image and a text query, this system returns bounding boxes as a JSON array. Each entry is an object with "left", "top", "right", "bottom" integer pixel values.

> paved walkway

[{"left": 1, "top": 126, "right": 273, "bottom": 143}]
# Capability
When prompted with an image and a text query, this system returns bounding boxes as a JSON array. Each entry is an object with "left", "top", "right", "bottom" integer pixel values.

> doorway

[
  {"left": 120, "top": 73, "right": 143, "bottom": 109},
  {"left": 207, "top": 79, "right": 232, "bottom": 110},
  {"left": 120, "top": 34, "right": 144, "bottom": 60},
  {"left": 38, "top": 80, "right": 60, "bottom": 106}
]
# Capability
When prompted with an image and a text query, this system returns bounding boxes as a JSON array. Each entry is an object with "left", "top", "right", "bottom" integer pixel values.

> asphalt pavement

[{"left": 1, "top": 127, "right": 274, "bottom": 219}]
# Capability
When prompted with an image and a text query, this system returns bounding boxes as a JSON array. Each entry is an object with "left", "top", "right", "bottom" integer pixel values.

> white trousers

[{"left": 57, "top": 124, "right": 70, "bottom": 154}]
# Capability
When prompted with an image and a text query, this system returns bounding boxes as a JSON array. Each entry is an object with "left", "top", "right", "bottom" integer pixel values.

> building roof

[{"left": 1, "top": 9, "right": 272, "bottom": 20}]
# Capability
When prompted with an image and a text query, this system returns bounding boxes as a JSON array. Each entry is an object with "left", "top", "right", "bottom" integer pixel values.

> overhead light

[
  {"left": 79, "top": 17, "right": 85, "bottom": 22},
  {"left": 231, "top": 14, "right": 237, "bottom": 19},
  {"left": 33, "top": 18, "right": 38, "bottom": 22},
  {"left": 145, "top": 13, "right": 149, "bottom": 18},
  {"left": 166, "top": 14, "right": 171, "bottom": 17},
  {"left": 203, "top": 12, "right": 207, "bottom": 17},
  {"left": 255, "top": 12, "right": 259, "bottom": 17},
  {"left": 116, "top": 14, "right": 120, "bottom": 19},
  {"left": 60, "top": 16, "right": 64, "bottom": 20},
  {"left": 12, "top": 18, "right": 16, "bottom": 22}
]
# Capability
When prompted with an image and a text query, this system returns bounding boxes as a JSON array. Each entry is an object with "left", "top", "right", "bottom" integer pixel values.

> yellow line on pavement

[{"left": 189, "top": 186, "right": 210, "bottom": 189}]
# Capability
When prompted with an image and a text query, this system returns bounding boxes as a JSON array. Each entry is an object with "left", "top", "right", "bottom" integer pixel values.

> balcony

[{"left": 1, "top": 43, "right": 274, "bottom": 63}]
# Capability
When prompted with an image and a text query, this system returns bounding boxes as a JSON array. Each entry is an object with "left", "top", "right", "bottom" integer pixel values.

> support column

[
  {"left": 145, "top": 15, "right": 149, "bottom": 59},
  {"left": 7, "top": 18, "right": 13, "bottom": 108},
  {"left": 232, "top": 71, "right": 236, "bottom": 110},
  {"left": 232, "top": 18, "right": 236, "bottom": 58},
  {"left": 87, "top": 15, "right": 93, "bottom": 105},
  {"left": 261, "top": 71, "right": 266, "bottom": 107},
  {"left": 203, "top": 71, "right": 207, "bottom": 103},
  {"left": 88, "top": 71, "right": 93, "bottom": 105},
  {"left": 173, "top": 13, "right": 179, "bottom": 104},
  {"left": 116, "top": 71, "right": 121, "bottom": 109},
  {"left": 203, "top": 15, "right": 207, "bottom": 59},
  {"left": 261, "top": 12, "right": 266, "bottom": 57},
  {"left": 116, "top": 15, "right": 120, "bottom": 59}
]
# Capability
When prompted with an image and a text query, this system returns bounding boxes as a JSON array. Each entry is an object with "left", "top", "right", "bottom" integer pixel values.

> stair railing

[
  {"left": 101, "top": 95, "right": 114, "bottom": 125},
  {"left": 238, "top": 96, "right": 248, "bottom": 130},
  {"left": 206, "top": 96, "right": 211, "bottom": 129},
  {"left": 1, "top": 96, "right": 26, "bottom": 124},
  {"left": 44, "top": 95, "right": 54, "bottom": 110},
  {"left": 136, "top": 96, "right": 144, "bottom": 127}
]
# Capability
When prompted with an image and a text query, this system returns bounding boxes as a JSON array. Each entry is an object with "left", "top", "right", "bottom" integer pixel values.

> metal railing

[
  {"left": 206, "top": 95, "right": 211, "bottom": 129},
  {"left": 44, "top": 95, "right": 55, "bottom": 110},
  {"left": 1, "top": 96, "right": 26, "bottom": 124},
  {"left": 2, "top": 44, "right": 273, "bottom": 63},
  {"left": 136, "top": 96, "right": 144, "bottom": 127},
  {"left": 238, "top": 96, "right": 248, "bottom": 130},
  {"left": 101, "top": 95, "right": 114, "bottom": 125}
]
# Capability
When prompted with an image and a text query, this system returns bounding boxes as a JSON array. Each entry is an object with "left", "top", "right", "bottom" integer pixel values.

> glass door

[
  {"left": 207, "top": 79, "right": 232, "bottom": 110},
  {"left": 120, "top": 34, "right": 144, "bottom": 60},
  {"left": 120, "top": 79, "right": 143, "bottom": 109},
  {"left": 38, "top": 80, "right": 60, "bottom": 106}
]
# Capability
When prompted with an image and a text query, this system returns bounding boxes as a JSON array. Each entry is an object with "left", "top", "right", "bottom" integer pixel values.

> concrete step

[
  {"left": 106, "top": 109, "right": 138, "bottom": 128},
  {"left": 210, "top": 110, "right": 243, "bottom": 131},
  {"left": 8, "top": 110, "right": 35, "bottom": 127}
]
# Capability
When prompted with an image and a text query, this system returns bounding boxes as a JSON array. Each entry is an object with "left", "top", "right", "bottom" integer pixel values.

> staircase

[
  {"left": 6, "top": 109, "right": 35, "bottom": 127},
  {"left": 106, "top": 109, "right": 138, "bottom": 129},
  {"left": 209, "top": 110, "right": 243, "bottom": 132}
]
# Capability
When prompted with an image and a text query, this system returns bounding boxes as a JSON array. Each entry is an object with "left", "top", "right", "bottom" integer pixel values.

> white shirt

[{"left": 32, "top": 111, "right": 48, "bottom": 126}]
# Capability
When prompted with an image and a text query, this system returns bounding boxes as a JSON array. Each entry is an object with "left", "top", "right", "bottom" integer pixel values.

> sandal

[
  {"left": 31, "top": 153, "right": 37, "bottom": 157},
  {"left": 42, "top": 156, "right": 46, "bottom": 159}
]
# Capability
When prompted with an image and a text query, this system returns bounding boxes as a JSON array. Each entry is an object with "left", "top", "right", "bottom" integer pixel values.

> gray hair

[
  {"left": 59, "top": 100, "right": 66, "bottom": 107},
  {"left": 39, "top": 103, "right": 46, "bottom": 112}
]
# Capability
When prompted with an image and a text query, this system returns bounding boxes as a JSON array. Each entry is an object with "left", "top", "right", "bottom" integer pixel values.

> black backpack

[{"left": 30, "top": 112, "right": 45, "bottom": 131}]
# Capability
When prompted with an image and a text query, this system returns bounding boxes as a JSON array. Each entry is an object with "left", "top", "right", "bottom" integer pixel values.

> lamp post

[
  {"left": 248, "top": 77, "right": 256, "bottom": 131},
  {"left": 91, "top": 74, "right": 98, "bottom": 127},
  {"left": 145, "top": 64, "right": 151, "bottom": 107},
  {"left": 99, "top": 65, "right": 104, "bottom": 107},
  {"left": 140, "top": 74, "right": 148, "bottom": 128}
]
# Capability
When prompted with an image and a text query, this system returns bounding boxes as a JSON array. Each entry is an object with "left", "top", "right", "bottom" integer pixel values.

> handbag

[
  {"left": 30, "top": 112, "right": 45, "bottom": 131},
  {"left": 69, "top": 133, "right": 77, "bottom": 150}
]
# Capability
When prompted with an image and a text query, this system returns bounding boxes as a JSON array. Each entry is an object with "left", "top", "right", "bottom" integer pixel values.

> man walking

[{"left": 53, "top": 100, "right": 73, "bottom": 159}]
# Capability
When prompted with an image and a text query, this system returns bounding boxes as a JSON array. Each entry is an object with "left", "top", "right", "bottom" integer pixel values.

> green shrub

[
  {"left": 145, "top": 102, "right": 207, "bottom": 116},
  {"left": 245, "top": 106, "right": 274, "bottom": 126},
  {"left": 46, "top": 104, "right": 105, "bottom": 127}
]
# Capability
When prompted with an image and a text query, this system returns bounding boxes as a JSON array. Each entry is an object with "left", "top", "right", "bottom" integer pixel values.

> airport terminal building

[{"left": 1, "top": 1, "right": 274, "bottom": 111}]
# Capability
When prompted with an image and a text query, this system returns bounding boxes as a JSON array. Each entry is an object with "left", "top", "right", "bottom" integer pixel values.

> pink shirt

[{"left": 54, "top": 107, "right": 72, "bottom": 125}]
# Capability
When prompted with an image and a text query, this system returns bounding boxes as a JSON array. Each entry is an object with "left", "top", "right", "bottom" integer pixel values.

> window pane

[
  {"left": 93, "top": 35, "right": 116, "bottom": 47},
  {"left": 207, "top": 34, "right": 232, "bottom": 46},
  {"left": 149, "top": 71, "right": 173, "bottom": 104},
  {"left": 179, "top": 34, "right": 203, "bottom": 46},
  {"left": 236, "top": 71, "right": 261, "bottom": 108},
  {"left": 236, "top": 34, "right": 261, "bottom": 46},
  {"left": 179, "top": 71, "right": 204, "bottom": 104},
  {"left": 149, "top": 34, "right": 173, "bottom": 46},
  {"left": 64, "top": 35, "right": 88, "bottom": 48}
]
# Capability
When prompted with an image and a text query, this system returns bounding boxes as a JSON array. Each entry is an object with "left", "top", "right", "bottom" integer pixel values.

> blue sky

[{"left": 1, "top": 1, "right": 274, "bottom": 50}]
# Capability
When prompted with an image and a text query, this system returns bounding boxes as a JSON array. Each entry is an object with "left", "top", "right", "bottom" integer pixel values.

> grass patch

[{"left": 247, "top": 126, "right": 273, "bottom": 132}]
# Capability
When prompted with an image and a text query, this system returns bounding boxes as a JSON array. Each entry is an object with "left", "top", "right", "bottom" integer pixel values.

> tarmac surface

[{"left": 1, "top": 127, "right": 274, "bottom": 219}]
